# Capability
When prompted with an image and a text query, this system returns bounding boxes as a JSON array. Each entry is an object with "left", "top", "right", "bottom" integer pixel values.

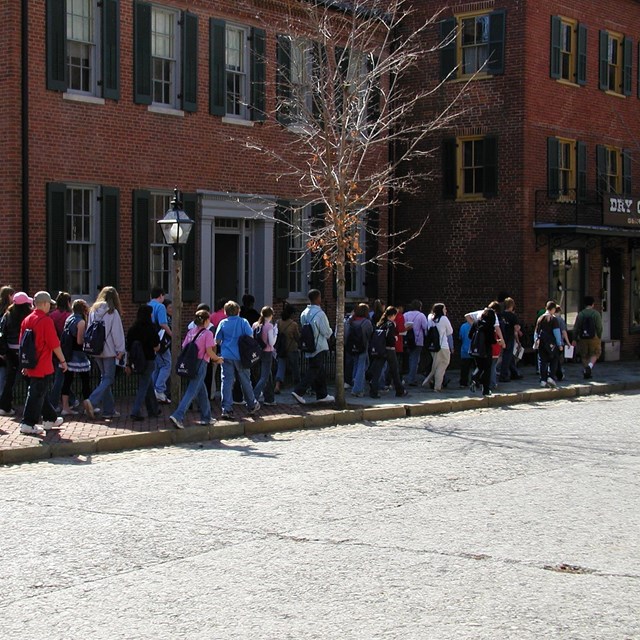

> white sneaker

[
  {"left": 169, "top": 415, "right": 184, "bottom": 429},
  {"left": 155, "top": 391, "right": 169, "bottom": 403},
  {"left": 540, "top": 381, "right": 547, "bottom": 388},
  {"left": 291, "top": 391, "right": 306, "bottom": 405},
  {"left": 197, "top": 418, "right": 217, "bottom": 425},
  {"left": 43, "top": 417, "right": 64, "bottom": 430},
  {"left": 20, "top": 423, "right": 45, "bottom": 435},
  {"left": 317, "top": 394, "right": 335, "bottom": 404},
  {"left": 343, "top": 382, "right": 351, "bottom": 389},
  {"left": 248, "top": 401, "right": 261, "bottom": 414},
  {"left": 0, "top": 408, "right": 16, "bottom": 416},
  {"left": 546, "top": 377, "right": 557, "bottom": 388}
]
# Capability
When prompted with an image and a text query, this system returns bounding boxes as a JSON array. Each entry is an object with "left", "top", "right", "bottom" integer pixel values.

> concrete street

[{"left": 1, "top": 392, "right": 639, "bottom": 639}]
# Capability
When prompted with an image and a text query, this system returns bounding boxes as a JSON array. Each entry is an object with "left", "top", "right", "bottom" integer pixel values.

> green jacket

[{"left": 573, "top": 307, "right": 603, "bottom": 339}]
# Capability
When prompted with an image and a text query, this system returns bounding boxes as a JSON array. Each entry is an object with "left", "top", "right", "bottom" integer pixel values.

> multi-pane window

[
  {"left": 66, "top": 0, "right": 95, "bottom": 93},
  {"left": 459, "top": 137, "right": 485, "bottom": 197},
  {"left": 550, "top": 249, "right": 581, "bottom": 326},
  {"left": 152, "top": 7, "right": 177, "bottom": 105},
  {"left": 602, "top": 147, "right": 622, "bottom": 194},
  {"left": 289, "top": 208, "right": 307, "bottom": 296},
  {"left": 605, "top": 33, "right": 622, "bottom": 92},
  {"left": 460, "top": 14, "right": 490, "bottom": 75},
  {"left": 66, "top": 187, "right": 96, "bottom": 296},
  {"left": 559, "top": 19, "right": 576, "bottom": 81},
  {"left": 290, "top": 39, "right": 313, "bottom": 122},
  {"left": 558, "top": 139, "right": 576, "bottom": 196},
  {"left": 149, "top": 193, "right": 171, "bottom": 294},
  {"left": 225, "top": 25, "right": 249, "bottom": 117},
  {"left": 550, "top": 16, "right": 586, "bottom": 85}
]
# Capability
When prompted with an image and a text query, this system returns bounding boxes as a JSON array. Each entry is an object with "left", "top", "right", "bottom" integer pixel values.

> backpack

[
  {"left": 369, "top": 327, "right": 388, "bottom": 357},
  {"left": 425, "top": 322, "right": 441, "bottom": 353},
  {"left": 579, "top": 313, "right": 596, "bottom": 339},
  {"left": 175, "top": 329, "right": 206, "bottom": 379},
  {"left": 300, "top": 312, "right": 320, "bottom": 353},
  {"left": 238, "top": 334, "right": 262, "bottom": 368},
  {"left": 19, "top": 328, "right": 38, "bottom": 369},
  {"left": 83, "top": 319, "right": 106, "bottom": 355},
  {"left": 128, "top": 340, "right": 147, "bottom": 374},
  {"left": 253, "top": 324, "right": 267, "bottom": 349},
  {"left": 468, "top": 321, "right": 487, "bottom": 358},
  {"left": 0, "top": 315, "right": 8, "bottom": 357},
  {"left": 346, "top": 321, "right": 366, "bottom": 355},
  {"left": 403, "top": 327, "right": 416, "bottom": 351},
  {"left": 274, "top": 329, "right": 287, "bottom": 357},
  {"left": 60, "top": 320, "right": 77, "bottom": 363}
]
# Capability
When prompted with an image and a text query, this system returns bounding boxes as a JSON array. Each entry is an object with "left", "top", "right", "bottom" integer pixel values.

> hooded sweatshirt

[{"left": 88, "top": 302, "right": 126, "bottom": 358}]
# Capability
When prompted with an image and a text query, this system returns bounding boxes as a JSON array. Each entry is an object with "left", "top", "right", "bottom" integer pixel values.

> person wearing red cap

[{"left": 19, "top": 291, "right": 68, "bottom": 435}]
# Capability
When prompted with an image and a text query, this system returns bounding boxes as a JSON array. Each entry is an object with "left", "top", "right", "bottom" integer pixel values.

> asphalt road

[{"left": 1, "top": 392, "right": 639, "bottom": 640}]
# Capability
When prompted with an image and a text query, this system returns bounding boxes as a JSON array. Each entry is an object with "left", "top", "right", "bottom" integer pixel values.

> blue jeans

[
  {"left": 131, "top": 360, "right": 160, "bottom": 417},
  {"left": 221, "top": 359, "right": 257, "bottom": 413},
  {"left": 153, "top": 349, "right": 171, "bottom": 395},
  {"left": 351, "top": 352, "right": 369, "bottom": 394},
  {"left": 89, "top": 357, "right": 116, "bottom": 415},
  {"left": 275, "top": 350, "right": 300, "bottom": 385},
  {"left": 23, "top": 375, "right": 57, "bottom": 427},
  {"left": 171, "top": 359, "right": 210, "bottom": 422},
  {"left": 253, "top": 351, "right": 275, "bottom": 403},
  {"left": 405, "top": 346, "right": 423, "bottom": 384}
]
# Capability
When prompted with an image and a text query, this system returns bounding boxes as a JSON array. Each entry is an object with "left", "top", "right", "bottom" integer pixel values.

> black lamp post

[{"left": 157, "top": 189, "right": 194, "bottom": 404}]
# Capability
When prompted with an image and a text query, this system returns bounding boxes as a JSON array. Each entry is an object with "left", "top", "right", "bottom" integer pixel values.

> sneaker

[
  {"left": 220, "top": 411, "right": 235, "bottom": 421},
  {"left": 0, "top": 408, "right": 16, "bottom": 416},
  {"left": 248, "top": 401, "right": 261, "bottom": 414},
  {"left": 540, "top": 380, "right": 548, "bottom": 388},
  {"left": 343, "top": 382, "right": 352, "bottom": 389},
  {"left": 198, "top": 418, "right": 217, "bottom": 425},
  {"left": 83, "top": 399, "right": 95, "bottom": 418},
  {"left": 102, "top": 411, "right": 121, "bottom": 418},
  {"left": 71, "top": 398, "right": 81, "bottom": 409},
  {"left": 263, "top": 401, "right": 277, "bottom": 406},
  {"left": 43, "top": 417, "right": 64, "bottom": 430},
  {"left": 351, "top": 391, "right": 364, "bottom": 397},
  {"left": 155, "top": 391, "right": 168, "bottom": 403},
  {"left": 317, "top": 395, "right": 335, "bottom": 403},
  {"left": 169, "top": 415, "right": 184, "bottom": 430},
  {"left": 546, "top": 377, "right": 557, "bottom": 388},
  {"left": 20, "top": 423, "right": 45, "bottom": 435},
  {"left": 483, "top": 390, "right": 493, "bottom": 397},
  {"left": 233, "top": 399, "right": 246, "bottom": 405},
  {"left": 583, "top": 367, "right": 592, "bottom": 379},
  {"left": 396, "top": 390, "right": 409, "bottom": 398},
  {"left": 61, "top": 409, "right": 78, "bottom": 416},
  {"left": 291, "top": 391, "right": 306, "bottom": 405},
  {"left": 469, "top": 381, "right": 477, "bottom": 392}
]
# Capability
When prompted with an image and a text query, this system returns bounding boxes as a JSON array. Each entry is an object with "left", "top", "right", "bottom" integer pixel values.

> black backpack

[
  {"left": 83, "top": 319, "right": 106, "bottom": 355},
  {"left": 425, "top": 322, "right": 441, "bottom": 353},
  {"left": 346, "top": 321, "right": 366, "bottom": 355},
  {"left": 369, "top": 327, "right": 387, "bottom": 357},
  {"left": 238, "top": 334, "right": 262, "bottom": 368},
  {"left": 580, "top": 314, "right": 596, "bottom": 339},
  {"left": 468, "top": 321, "right": 486, "bottom": 358},
  {"left": 60, "top": 316, "right": 79, "bottom": 362},
  {"left": 19, "top": 328, "right": 38, "bottom": 369},
  {"left": 300, "top": 312, "right": 320, "bottom": 353},
  {"left": 274, "top": 329, "right": 287, "bottom": 357},
  {"left": 0, "top": 315, "right": 8, "bottom": 357},
  {"left": 128, "top": 340, "right": 147, "bottom": 374},
  {"left": 253, "top": 324, "right": 267, "bottom": 349},
  {"left": 175, "top": 329, "right": 206, "bottom": 378},
  {"left": 403, "top": 327, "right": 416, "bottom": 351}
]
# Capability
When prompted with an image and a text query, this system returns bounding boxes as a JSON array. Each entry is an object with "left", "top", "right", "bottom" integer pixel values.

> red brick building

[
  {"left": 393, "top": 0, "right": 640, "bottom": 359},
  {"left": 1, "top": 0, "right": 385, "bottom": 323}
]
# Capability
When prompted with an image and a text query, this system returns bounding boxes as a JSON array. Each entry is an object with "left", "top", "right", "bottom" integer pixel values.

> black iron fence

[{"left": 534, "top": 190, "right": 603, "bottom": 227}]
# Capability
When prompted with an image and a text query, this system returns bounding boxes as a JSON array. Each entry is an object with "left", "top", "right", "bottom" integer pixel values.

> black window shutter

[
  {"left": 439, "top": 18, "right": 457, "bottom": 80},
  {"left": 483, "top": 136, "right": 498, "bottom": 197},
  {"left": 182, "top": 12, "right": 198, "bottom": 112},
  {"left": 550, "top": 16, "right": 561, "bottom": 79},
  {"left": 599, "top": 31, "right": 609, "bottom": 91},
  {"left": 46, "top": 0, "right": 67, "bottom": 91},
  {"left": 276, "top": 35, "right": 292, "bottom": 125},
  {"left": 134, "top": 1, "right": 152, "bottom": 104},
  {"left": 182, "top": 193, "right": 198, "bottom": 303},
  {"left": 312, "top": 42, "right": 327, "bottom": 126},
  {"left": 309, "top": 203, "right": 325, "bottom": 291},
  {"left": 577, "top": 24, "right": 587, "bottom": 85},
  {"left": 102, "top": 0, "right": 120, "bottom": 100},
  {"left": 596, "top": 145, "right": 607, "bottom": 195},
  {"left": 547, "top": 137, "right": 560, "bottom": 198},
  {"left": 101, "top": 186, "right": 120, "bottom": 289},
  {"left": 132, "top": 190, "right": 151, "bottom": 302},
  {"left": 638, "top": 43, "right": 640, "bottom": 98},
  {"left": 365, "top": 209, "right": 379, "bottom": 300},
  {"left": 209, "top": 18, "right": 226, "bottom": 116},
  {"left": 47, "top": 183, "right": 67, "bottom": 293},
  {"left": 623, "top": 38, "right": 633, "bottom": 97},
  {"left": 274, "top": 201, "right": 292, "bottom": 299},
  {"left": 577, "top": 141, "right": 587, "bottom": 201},
  {"left": 623, "top": 149, "right": 632, "bottom": 196},
  {"left": 250, "top": 27, "right": 266, "bottom": 121},
  {"left": 487, "top": 10, "right": 506, "bottom": 75},
  {"left": 367, "top": 54, "right": 381, "bottom": 124},
  {"left": 442, "top": 138, "right": 457, "bottom": 199}
]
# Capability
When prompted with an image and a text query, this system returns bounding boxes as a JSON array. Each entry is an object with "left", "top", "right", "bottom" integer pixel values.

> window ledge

[
  {"left": 286, "top": 123, "right": 314, "bottom": 135},
  {"left": 456, "top": 195, "right": 486, "bottom": 202},
  {"left": 555, "top": 78, "right": 580, "bottom": 88},
  {"left": 221, "top": 117, "right": 254, "bottom": 127},
  {"left": 63, "top": 93, "right": 105, "bottom": 106},
  {"left": 604, "top": 90, "right": 626, "bottom": 99},
  {"left": 147, "top": 105, "right": 185, "bottom": 117},
  {"left": 449, "top": 73, "right": 493, "bottom": 83}
]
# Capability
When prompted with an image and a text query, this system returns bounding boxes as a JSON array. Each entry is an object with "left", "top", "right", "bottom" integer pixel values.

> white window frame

[
  {"left": 459, "top": 13, "right": 490, "bottom": 76},
  {"left": 288, "top": 206, "right": 310, "bottom": 299},
  {"left": 66, "top": 185, "right": 99, "bottom": 297},
  {"left": 289, "top": 38, "right": 313, "bottom": 124},
  {"left": 149, "top": 192, "right": 172, "bottom": 296},
  {"left": 151, "top": 5, "right": 180, "bottom": 108},
  {"left": 66, "top": 0, "right": 99, "bottom": 96},
  {"left": 225, "top": 24, "right": 250, "bottom": 119}
]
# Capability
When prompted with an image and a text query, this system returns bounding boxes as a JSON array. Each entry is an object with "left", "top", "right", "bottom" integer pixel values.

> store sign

[{"left": 603, "top": 195, "right": 640, "bottom": 227}]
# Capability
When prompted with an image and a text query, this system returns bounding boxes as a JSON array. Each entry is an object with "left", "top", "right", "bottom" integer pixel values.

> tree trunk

[{"left": 334, "top": 256, "right": 346, "bottom": 409}]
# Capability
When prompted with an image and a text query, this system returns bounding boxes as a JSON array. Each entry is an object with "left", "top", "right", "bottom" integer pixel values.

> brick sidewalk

[{"left": 2, "top": 360, "right": 639, "bottom": 464}]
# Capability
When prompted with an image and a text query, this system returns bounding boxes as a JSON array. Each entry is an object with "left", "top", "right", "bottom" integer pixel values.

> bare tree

[{"left": 240, "top": 0, "right": 466, "bottom": 408}]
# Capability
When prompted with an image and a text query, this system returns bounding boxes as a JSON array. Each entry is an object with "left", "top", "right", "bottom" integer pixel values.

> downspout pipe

[{"left": 21, "top": 0, "right": 29, "bottom": 290}]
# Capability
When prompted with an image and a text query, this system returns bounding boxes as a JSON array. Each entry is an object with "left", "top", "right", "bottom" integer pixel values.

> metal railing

[{"left": 534, "top": 190, "right": 603, "bottom": 227}]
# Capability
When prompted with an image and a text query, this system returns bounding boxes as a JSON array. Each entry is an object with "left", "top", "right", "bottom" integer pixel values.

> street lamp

[{"left": 158, "top": 188, "right": 194, "bottom": 405}]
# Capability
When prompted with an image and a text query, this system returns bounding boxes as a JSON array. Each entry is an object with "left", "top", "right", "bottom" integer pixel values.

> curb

[{"left": 2, "top": 381, "right": 638, "bottom": 465}]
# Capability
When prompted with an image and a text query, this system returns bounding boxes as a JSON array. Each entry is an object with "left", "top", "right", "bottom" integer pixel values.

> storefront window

[
  {"left": 550, "top": 249, "right": 581, "bottom": 326},
  {"left": 631, "top": 249, "right": 640, "bottom": 331}
]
